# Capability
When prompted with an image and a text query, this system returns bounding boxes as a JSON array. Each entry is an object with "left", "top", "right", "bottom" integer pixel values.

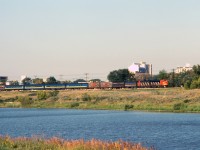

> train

[{"left": 1, "top": 80, "right": 168, "bottom": 91}]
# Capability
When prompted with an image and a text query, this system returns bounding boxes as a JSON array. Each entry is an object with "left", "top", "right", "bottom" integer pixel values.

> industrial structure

[{"left": 128, "top": 61, "right": 152, "bottom": 80}]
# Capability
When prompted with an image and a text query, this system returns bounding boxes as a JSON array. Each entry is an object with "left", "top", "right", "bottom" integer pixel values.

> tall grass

[{"left": 0, "top": 136, "right": 152, "bottom": 150}]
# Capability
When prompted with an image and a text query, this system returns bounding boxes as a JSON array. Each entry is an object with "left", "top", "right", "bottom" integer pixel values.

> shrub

[
  {"left": 37, "top": 91, "right": 47, "bottom": 100},
  {"left": 48, "top": 91, "right": 59, "bottom": 97},
  {"left": 18, "top": 96, "right": 33, "bottom": 106},
  {"left": 70, "top": 102, "right": 79, "bottom": 108},
  {"left": 124, "top": 104, "right": 134, "bottom": 111},
  {"left": 173, "top": 103, "right": 187, "bottom": 111},
  {"left": 184, "top": 80, "right": 191, "bottom": 89},
  {"left": 190, "top": 80, "right": 199, "bottom": 89},
  {"left": 183, "top": 99, "right": 190, "bottom": 103},
  {"left": 82, "top": 93, "right": 91, "bottom": 101}
]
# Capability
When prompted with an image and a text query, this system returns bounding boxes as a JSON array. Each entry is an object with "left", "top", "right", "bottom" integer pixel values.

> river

[{"left": 0, "top": 108, "right": 200, "bottom": 150}]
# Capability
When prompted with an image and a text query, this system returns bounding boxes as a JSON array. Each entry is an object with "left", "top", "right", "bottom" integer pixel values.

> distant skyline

[{"left": 1, "top": 0, "right": 200, "bottom": 81}]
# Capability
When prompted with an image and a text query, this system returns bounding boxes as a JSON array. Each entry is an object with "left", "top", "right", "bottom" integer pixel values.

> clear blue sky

[{"left": 1, "top": 0, "right": 200, "bottom": 81}]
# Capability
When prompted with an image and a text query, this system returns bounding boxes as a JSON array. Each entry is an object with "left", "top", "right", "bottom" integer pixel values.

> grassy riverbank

[
  {"left": 0, "top": 88, "right": 200, "bottom": 112},
  {"left": 0, "top": 136, "right": 150, "bottom": 150}
]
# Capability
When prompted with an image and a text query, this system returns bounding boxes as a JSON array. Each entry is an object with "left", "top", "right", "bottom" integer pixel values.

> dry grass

[
  {"left": 1, "top": 88, "right": 200, "bottom": 112},
  {"left": 0, "top": 136, "right": 152, "bottom": 150}
]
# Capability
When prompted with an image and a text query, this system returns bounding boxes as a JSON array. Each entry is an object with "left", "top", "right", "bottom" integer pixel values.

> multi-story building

[
  {"left": 175, "top": 64, "right": 192, "bottom": 74},
  {"left": 128, "top": 61, "right": 152, "bottom": 80},
  {"left": 128, "top": 61, "right": 152, "bottom": 74}
]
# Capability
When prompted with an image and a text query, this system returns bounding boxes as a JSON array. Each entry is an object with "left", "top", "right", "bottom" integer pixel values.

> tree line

[
  {"left": 107, "top": 64, "right": 200, "bottom": 89},
  {"left": 8, "top": 64, "right": 200, "bottom": 89}
]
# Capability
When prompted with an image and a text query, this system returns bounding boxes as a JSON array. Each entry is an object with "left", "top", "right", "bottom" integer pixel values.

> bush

[
  {"left": 183, "top": 99, "right": 190, "bottom": 103},
  {"left": 82, "top": 93, "right": 91, "bottom": 101},
  {"left": 18, "top": 96, "right": 33, "bottom": 106},
  {"left": 184, "top": 80, "right": 191, "bottom": 89},
  {"left": 70, "top": 102, "right": 79, "bottom": 108},
  {"left": 173, "top": 103, "right": 187, "bottom": 111},
  {"left": 190, "top": 80, "right": 199, "bottom": 89},
  {"left": 124, "top": 104, "right": 134, "bottom": 111},
  {"left": 37, "top": 91, "right": 48, "bottom": 100},
  {"left": 48, "top": 91, "right": 59, "bottom": 97}
]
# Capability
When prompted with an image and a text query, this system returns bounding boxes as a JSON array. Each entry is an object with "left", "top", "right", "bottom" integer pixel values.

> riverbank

[
  {"left": 0, "top": 88, "right": 200, "bottom": 112},
  {"left": 0, "top": 136, "right": 150, "bottom": 150}
]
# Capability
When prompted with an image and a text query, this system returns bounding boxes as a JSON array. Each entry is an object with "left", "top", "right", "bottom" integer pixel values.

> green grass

[{"left": 1, "top": 88, "right": 200, "bottom": 112}]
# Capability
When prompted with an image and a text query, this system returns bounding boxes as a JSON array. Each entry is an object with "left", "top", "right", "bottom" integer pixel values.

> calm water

[{"left": 0, "top": 108, "right": 200, "bottom": 150}]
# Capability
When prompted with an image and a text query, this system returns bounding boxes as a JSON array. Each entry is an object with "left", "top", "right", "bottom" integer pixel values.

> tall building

[
  {"left": 128, "top": 61, "right": 152, "bottom": 74},
  {"left": 128, "top": 61, "right": 152, "bottom": 80}
]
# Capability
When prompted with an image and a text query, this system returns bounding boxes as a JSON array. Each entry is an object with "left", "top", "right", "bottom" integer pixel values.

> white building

[{"left": 175, "top": 64, "right": 192, "bottom": 73}]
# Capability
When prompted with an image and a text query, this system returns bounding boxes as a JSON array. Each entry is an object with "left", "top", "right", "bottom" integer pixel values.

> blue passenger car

[
  {"left": 24, "top": 84, "right": 45, "bottom": 90},
  {"left": 45, "top": 84, "right": 65, "bottom": 90},
  {"left": 66, "top": 83, "right": 88, "bottom": 89},
  {"left": 4, "top": 85, "right": 24, "bottom": 90}
]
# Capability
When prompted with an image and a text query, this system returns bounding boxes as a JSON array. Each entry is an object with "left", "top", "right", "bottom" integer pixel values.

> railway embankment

[{"left": 0, "top": 88, "right": 200, "bottom": 112}]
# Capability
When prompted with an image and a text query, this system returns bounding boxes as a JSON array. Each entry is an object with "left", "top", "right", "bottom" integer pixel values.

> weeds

[
  {"left": 82, "top": 93, "right": 91, "bottom": 101},
  {"left": 0, "top": 136, "right": 151, "bottom": 150}
]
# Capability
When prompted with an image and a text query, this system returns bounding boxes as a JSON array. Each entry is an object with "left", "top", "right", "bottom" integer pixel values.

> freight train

[{"left": 1, "top": 80, "right": 168, "bottom": 91}]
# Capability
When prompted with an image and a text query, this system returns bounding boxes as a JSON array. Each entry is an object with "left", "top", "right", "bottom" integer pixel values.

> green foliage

[
  {"left": 32, "top": 78, "right": 43, "bottom": 84},
  {"left": 184, "top": 80, "right": 191, "bottom": 89},
  {"left": 48, "top": 91, "right": 59, "bottom": 97},
  {"left": 90, "top": 79, "right": 101, "bottom": 82},
  {"left": 37, "top": 91, "right": 59, "bottom": 100},
  {"left": 82, "top": 93, "right": 91, "bottom": 101},
  {"left": 158, "top": 70, "right": 168, "bottom": 80},
  {"left": 190, "top": 80, "right": 199, "bottom": 89},
  {"left": 173, "top": 103, "right": 187, "bottom": 111},
  {"left": 22, "top": 77, "right": 32, "bottom": 85},
  {"left": 18, "top": 96, "right": 33, "bottom": 106},
  {"left": 183, "top": 99, "right": 190, "bottom": 103},
  {"left": 46, "top": 76, "right": 57, "bottom": 84},
  {"left": 124, "top": 104, "right": 134, "bottom": 111},
  {"left": 153, "top": 64, "right": 200, "bottom": 89},
  {"left": 107, "top": 69, "right": 134, "bottom": 82},
  {"left": 70, "top": 102, "right": 79, "bottom": 108},
  {"left": 193, "top": 65, "right": 200, "bottom": 75},
  {"left": 37, "top": 91, "right": 48, "bottom": 100},
  {"left": 73, "top": 79, "right": 86, "bottom": 83}
]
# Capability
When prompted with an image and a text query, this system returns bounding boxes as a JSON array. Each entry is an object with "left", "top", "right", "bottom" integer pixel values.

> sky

[{"left": 1, "top": 0, "right": 200, "bottom": 81}]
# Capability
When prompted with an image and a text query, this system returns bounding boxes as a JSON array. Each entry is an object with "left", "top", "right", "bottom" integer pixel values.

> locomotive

[{"left": 2, "top": 80, "right": 168, "bottom": 91}]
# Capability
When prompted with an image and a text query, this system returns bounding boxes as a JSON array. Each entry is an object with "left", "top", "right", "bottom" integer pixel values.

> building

[
  {"left": 0, "top": 76, "right": 8, "bottom": 85},
  {"left": 175, "top": 64, "right": 192, "bottom": 74},
  {"left": 128, "top": 61, "right": 152, "bottom": 74},
  {"left": 128, "top": 61, "right": 152, "bottom": 80}
]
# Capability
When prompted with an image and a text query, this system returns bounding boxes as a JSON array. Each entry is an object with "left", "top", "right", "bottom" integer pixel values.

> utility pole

[
  {"left": 59, "top": 74, "right": 63, "bottom": 81},
  {"left": 172, "top": 69, "right": 175, "bottom": 87},
  {"left": 85, "top": 73, "right": 89, "bottom": 82},
  {"left": 150, "top": 64, "right": 153, "bottom": 79}
]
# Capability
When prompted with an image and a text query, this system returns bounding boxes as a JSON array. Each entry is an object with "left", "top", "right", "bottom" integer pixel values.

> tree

[
  {"left": 158, "top": 70, "right": 168, "bottom": 80},
  {"left": 22, "top": 77, "right": 32, "bottom": 85},
  {"left": 46, "top": 76, "right": 57, "bottom": 84},
  {"left": 90, "top": 79, "right": 101, "bottom": 82},
  {"left": 107, "top": 69, "right": 134, "bottom": 82},
  {"left": 32, "top": 78, "right": 44, "bottom": 84},
  {"left": 73, "top": 79, "right": 86, "bottom": 83},
  {"left": 193, "top": 65, "right": 200, "bottom": 76}
]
